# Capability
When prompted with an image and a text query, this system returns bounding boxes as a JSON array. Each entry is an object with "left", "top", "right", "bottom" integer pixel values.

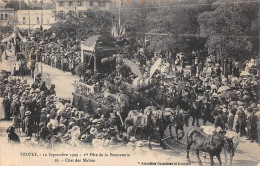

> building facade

[
  {"left": 17, "top": 10, "right": 56, "bottom": 29},
  {"left": 55, "top": 0, "right": 119, "bottom": 17},
  {"left": 0, "top": 8, "right": 17, "bottom": 26}
]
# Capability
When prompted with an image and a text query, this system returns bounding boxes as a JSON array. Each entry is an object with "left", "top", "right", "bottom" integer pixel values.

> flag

[
  {"left": 111, "top": 25, "right": 118, "bottom": 38},
  {"left": 111, "top": 23, "right": 125, "bottom": 38},
  {"left": 123, "top": 59, "right": 143, "bottom": 77}
]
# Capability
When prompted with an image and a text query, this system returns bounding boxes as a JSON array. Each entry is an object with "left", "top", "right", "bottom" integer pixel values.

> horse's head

[
  {"left": 153, "top": 110, "right": 163, "bottom": 119},
  {"left": 212, "top": 130, "right": 226, "bottom": 147},
  {"left": 163, "top": 108, "right": 175, "bottom": 124},
  {"left": 224, "top": 137, "right": 235, "bottom": 157}
]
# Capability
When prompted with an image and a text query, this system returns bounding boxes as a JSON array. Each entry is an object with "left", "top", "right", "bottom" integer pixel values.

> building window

[
  {"left": 78, "top": 1, "right": 82, "bottom": 6},
  {"left": 89, "top": 1, "right": 93, "bottom": 6},
  {"left": 5, "top": 14, "right": 8, "bottom": 20},
  {"left": 59, "top": 10, "right": 64, "bottom": 17},
  {"left": 23, "top": 17, "right": 26, "bottom": 24},
  {"left": 37, "top": 17, "right": 40, "bottom": 24},
  {"left": 98, "top": 2, "right": 101, "bottom": 7},
  {"left": 101, "top": 2, "right": 106, "bottom": 7},
  {"left": 69, "top": 1, "right": 73, "bottom": 6},
  {"left": 0, "top": 14, "right": 3, "bottom": 20},
  {"left": 59, "top": 2, "right": 64, "bottom": 7}
]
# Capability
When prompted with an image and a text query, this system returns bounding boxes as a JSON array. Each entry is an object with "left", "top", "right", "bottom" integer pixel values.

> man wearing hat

[
  {"left": 24, "top": 94, "right": 36, "bottom": 115},
  {"left": 40, "top": 108, "right": 48, "bottom": 127},
  {"left": 2, "top": 94, "right": 11, "bottom": 120},
  {"left": 24, "top": 111, "right": 33, "bottom": 137},
  {"left": 10, "top": 95, "right": 21, "bottom": 128},
  {"left": 236, "top": 107, "right": 247, "bottom": 137},
  {"left": 247, "top": 108, "right": 258, "bottom": 143},
  {"left": 201, "top": 100, "right": 213, "bottom": 125},
  {"left": 214, "top": 110, "right": 225, "bottom": 130},
  {"left": 189, "top": 101, "right": 200, "bottom": 127}
]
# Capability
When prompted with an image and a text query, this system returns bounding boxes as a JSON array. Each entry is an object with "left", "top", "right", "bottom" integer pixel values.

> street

[
  {"left": 0, "top": 64, "right": 259, "bottom": 166},
  {"left": 40, "top": 64, "right": 79, "bottom": 98}
]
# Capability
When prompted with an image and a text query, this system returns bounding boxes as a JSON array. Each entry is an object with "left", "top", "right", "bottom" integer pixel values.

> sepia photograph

[{"left": 0, "top": 0, "right": 259, "bottom": 166}]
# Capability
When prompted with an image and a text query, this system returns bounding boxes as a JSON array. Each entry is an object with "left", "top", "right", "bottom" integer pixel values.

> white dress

[{"left": 0, "top": 98, "right": 5, "bottom": 119}]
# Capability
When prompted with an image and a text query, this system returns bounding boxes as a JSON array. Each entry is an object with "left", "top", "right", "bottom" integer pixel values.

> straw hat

[
  {"left": 25, "top": 111, "right": 31, "bottom": 116},
  {"left": 90, "top": 127, "right": 97, "bottom": 135},
  {"left": 129, "top": 137, "right": 137, "bottom": 142}
]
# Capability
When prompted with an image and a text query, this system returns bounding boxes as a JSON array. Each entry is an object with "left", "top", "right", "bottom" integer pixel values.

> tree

[
  {"left": 139, "top": 0, "right": 213, "bottom": 63},
  {"left": 50, "top": 10, "right": 114, "bottom": 40},
  {"left": 198, "top": 0, "right": 259, "bottom": 61}
]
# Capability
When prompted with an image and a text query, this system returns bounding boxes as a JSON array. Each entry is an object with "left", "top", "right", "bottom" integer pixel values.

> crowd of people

[{"left": 0, "top": 28, "right": 260, "bottom": 149}]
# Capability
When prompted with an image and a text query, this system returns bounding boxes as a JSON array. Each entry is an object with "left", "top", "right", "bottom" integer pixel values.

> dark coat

[
  {"left": 248, "top": 113, "right": 258, "bottom": 129},
  {"left": 214, "top": 115, "right": 225, "bottom": 129},
  {"left": 10, "top": 100, "right": 21, "bottom": 116},
  {"left": 40, "top": 85, "right": 48, "bottom": 92},
  {"left": 189, "top": 104, "right": 199, "bottom": 117},
  {"left": 40, "top": 113, "right": 48, "bottom": 127},
  {"left": 2, "top": 97, "right": 11, "bottom": 119},
  {"left": 24, "top": 99, "right": 36, "bottom": 114},
  {"left": 24, "top": 115, "right": 33, "bottom": 136}
]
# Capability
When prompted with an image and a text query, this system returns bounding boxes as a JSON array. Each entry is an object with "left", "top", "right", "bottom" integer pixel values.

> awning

[{"left": 81, "top": 35, "right": 101, "bottom": 52}]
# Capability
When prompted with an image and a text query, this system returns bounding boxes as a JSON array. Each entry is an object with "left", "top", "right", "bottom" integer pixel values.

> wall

[
  {"left": 0, "top": 8, "right": 17, "bottom": 26},
  {"left": 55, "top": 0, "right": 114, "bottom": 15},
  {"left": 17, "top": 10, "right": 55, "bottom": 25}
]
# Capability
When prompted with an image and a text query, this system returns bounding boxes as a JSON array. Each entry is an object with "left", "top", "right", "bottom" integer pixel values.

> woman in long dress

[{"left": 0, "top": 98, "right": 5, "bottom": 120}]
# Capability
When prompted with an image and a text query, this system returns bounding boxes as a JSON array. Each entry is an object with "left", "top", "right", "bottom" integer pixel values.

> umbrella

[
  {"left": 221, "top": 91, "right": 239, "bottom": 101},
  {"left": 240, "top": 71, "right": 250, "bottom": 76},
  {"left": 217, "top": 86, "right": 231, "bottom": 93},
  {"left": 150, "top": 58, "right": 162, "bottom": 77}
]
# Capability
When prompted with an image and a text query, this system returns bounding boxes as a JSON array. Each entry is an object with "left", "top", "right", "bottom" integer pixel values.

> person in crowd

[
  {"left": 24, "top": 111, "right": 33, "bottom": 137},
  {"left": 0, "top": 29, "right": 259, "bottom": 150},
  {"left": 189, "top": 101, "right": 200, "bottom": 127},
  {"left": 236, "top": 106, "right": 247, "bottom": 137},
  {"left": 247, "top": 108, "right": 258, "bottom": 143},
  {"left": 201, "top": 100, "right": 212, "bottom": 125},
  {"left": 39, "top": 81, "right": 48, "bottom": 93},
  {"left": 2, "top": 94, "right": 11, "bottom": 120},
  {"left": 48, "top": 84, "right": 56, "bottom": 96},
  {"left": 214, "top": 110, "right": 225, "bottom": 129},
  {"left": 10, "top": 96, "right": 21, "bottom": 128}
]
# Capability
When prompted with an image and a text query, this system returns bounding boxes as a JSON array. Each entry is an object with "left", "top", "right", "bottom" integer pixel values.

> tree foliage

[
  {"left": 51, "top": 10, "right": 114, "bottom": 40},
  {"left": 47, "top": 0, "right": 259, "bottom": 61},
  {"left": 198, "top": 0, "right": 259, "bottom": 61}
]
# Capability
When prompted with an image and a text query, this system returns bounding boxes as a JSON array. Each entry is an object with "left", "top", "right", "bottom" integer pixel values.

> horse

[
  {"left": 223, "top": 131, "right": 240, "bottom": 165},
  {"left": 186, "top": 128, "right": 227, "bottom": 166},
  {"left": 160, "top": 108, "right": 185, "bottom": 140},
  {"left": 126, "top": 108, "right": 162, "bottom": 149}
]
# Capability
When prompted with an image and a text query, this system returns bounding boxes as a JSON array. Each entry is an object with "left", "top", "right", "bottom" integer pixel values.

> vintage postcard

[{"left": 0, "top": 0, "right": 259, "bottom": 166}]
